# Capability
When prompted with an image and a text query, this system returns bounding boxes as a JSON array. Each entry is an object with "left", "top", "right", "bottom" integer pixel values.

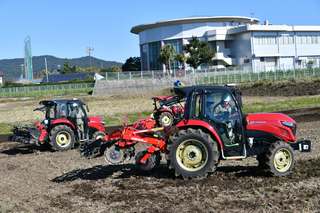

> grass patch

[{"left": 243, "top": 96, "right": 320, "bottom": 114}]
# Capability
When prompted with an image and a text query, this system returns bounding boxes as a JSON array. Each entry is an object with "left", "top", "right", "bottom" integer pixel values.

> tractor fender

[
  {"left": 159, "top": 109, "right": 174, "bottom": 116},
  {"left": 50, "top": 119, "right": 77, "bottom": 134},
  {"left": 176, "top": 119, "right": 223, "bottom": 149}
]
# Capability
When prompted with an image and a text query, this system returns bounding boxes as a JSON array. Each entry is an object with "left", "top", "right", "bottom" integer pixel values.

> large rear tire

[
  {"left": 265, "top": 141, "right": 295, "bottom": 176},
  {"left": 159, "top": 112, "right": 173, "bottom": 127},
  {"left": 166, "top": 128, "right": 219, "bottom": 180},
  {"left": 49, "top": 125, "right": 75, "bottom": 151}
]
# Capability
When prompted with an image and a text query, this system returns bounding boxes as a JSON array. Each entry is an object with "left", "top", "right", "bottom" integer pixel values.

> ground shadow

[
  {"left": 51, "top": 163, "right": 175, "bottom": 183},
  {"left": 1, "top": 143, "right": 54, "bottom": 155}
]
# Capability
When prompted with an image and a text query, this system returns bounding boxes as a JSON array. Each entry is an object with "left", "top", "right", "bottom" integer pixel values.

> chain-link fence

[
  {"left": 193, "top": 68, "right": 320, "bottom": 85},
  {"left": 2, "top": 67, "right": 320, "bottom": 98}
]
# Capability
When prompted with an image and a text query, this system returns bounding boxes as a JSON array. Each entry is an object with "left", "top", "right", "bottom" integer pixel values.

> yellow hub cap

[
  {"left": 161, "top": 115, "right": 171, "bottom": 126},
  {"left": 56, "top": 131, "right": 71, "bottom": 147},
  {"left": 176, "top": 139, "right": 208, "bottom": 171},
  {"left": 274, "top": 148, "right": 292, "bottom": 172},
  {"left": 96, "top": 134, "right": 104, "bottom": 139}
]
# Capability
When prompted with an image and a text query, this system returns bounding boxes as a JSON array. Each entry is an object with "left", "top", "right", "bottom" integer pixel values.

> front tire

[
  {"left": 92, "top": 131, "right": 107, "bottom": 140},
  {"left": 166, "top": 128, "right": 219, "bottom": 180},
  {"left": 49, "top": 125, "right": 75, "bottom": 151},
  {"left": 265, "top": 141, "right": 295, "bottom": 176},
  {"left": 159, "top": 112, "right": 173, "bottom": 127}
]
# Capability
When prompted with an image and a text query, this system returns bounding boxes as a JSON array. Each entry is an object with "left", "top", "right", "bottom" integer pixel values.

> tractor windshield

[{"left": 205, "top": 90, "right": 242, "bottom": 146}]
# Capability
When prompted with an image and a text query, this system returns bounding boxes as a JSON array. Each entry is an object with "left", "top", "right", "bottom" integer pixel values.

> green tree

[
  {"left": 174, "top": 53, "right": 187, "bottom": 70},
  {"left": 58, "top": 61, "right": 82, "bottom": 74},
  {"left": 100, "top": 66, "right": 122, "bottom": 72},
  {"left": 40, "top": 69, "right": 52, "bottom": 78},
  {"left": 83, "top": 67, "right": 100, "bottom": 73},
  {"left": 182, "top": 36, "right": 215, "bottom": 70},
  {"left": 158, "top": 44, "right": 176, "bottom": 74},
  {"left": 122, "top": 57, "right": 141, "bottom": 71}
]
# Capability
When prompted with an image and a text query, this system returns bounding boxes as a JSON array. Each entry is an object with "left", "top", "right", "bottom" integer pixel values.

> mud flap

[{"left": 290, "top": 140, "right": 311, "bottom": 152}]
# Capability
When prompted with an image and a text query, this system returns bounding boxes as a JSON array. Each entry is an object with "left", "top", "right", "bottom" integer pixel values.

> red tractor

[
  {"left": 8, "top": 99, "right": 106, "bottom": 151},
  {"left": 151, "top": 96, "right": 184, "bottom": 127},
  {"left": 79, "top": 85, "right": 311, "bottom": 179}
]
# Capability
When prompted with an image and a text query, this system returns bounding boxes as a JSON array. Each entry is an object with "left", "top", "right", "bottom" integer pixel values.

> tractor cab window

[
  {"left": 189, "top": 90, "right": 202, "bottom": 118},
  {"left": 205, "top": 90, "right": 242, "bottom": 146},
  {"left": 46, "top": 105, "right": 56, "bottom": 120},
  {"left": 67, "top": 102, "right": 86, "bottom": 134},
  {"left": 60, "top": 104, "right": 67, "bottom": 118}
]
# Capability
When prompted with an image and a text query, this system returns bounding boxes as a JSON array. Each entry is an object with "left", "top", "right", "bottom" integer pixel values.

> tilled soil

[{"left": 1, "top": 107, "right": 320, "bottom": 212}]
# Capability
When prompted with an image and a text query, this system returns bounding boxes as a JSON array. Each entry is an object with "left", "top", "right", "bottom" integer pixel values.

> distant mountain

[{"left": 0, "top": 55, "right": 123, "bottom": 81}]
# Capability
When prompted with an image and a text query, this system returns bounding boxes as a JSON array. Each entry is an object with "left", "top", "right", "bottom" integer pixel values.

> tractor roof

[
  {"left": 173, "top": 85, "right": 233, "bottom": 96},
  {"left": 39, "top": 99, "right": 83, "bottom": 105}
]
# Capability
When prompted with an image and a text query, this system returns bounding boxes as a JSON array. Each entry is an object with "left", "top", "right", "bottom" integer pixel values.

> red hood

[{"left": 246, "top": 113, "right": 296, "bottom": 142}]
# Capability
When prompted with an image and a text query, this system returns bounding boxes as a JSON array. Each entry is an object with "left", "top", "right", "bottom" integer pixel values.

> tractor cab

[
  {"left": 174, "top": 85, "right": 246, "bottom": 157},
  {"left": 37, "top": 99, "right": 90, "bottom": 139}
]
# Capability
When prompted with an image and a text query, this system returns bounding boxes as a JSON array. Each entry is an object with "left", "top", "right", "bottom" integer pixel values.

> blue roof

[{"left": 41, "top": 72, "right": 95, "bottom": 83}]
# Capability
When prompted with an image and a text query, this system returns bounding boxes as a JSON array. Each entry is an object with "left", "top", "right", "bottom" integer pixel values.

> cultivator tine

[{"left": 78, "top": 139, "right": 104, "bottom": 159}]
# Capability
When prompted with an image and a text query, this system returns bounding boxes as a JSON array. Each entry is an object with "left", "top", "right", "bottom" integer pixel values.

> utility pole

[
  {"left": 85, "top": 47, "right": 94, "bottom": 72},
  {"left": 45, "top": 58, "right": 49, "bottom": 82}
]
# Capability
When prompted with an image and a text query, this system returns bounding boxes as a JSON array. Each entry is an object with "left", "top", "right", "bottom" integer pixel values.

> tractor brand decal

[{"left": 248, "top": 121, "right": 266, "bottom": 124}]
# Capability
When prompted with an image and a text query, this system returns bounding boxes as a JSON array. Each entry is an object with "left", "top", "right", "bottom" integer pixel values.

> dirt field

[{"left": 1, "top": 91, "right": 320, "bottom": 212}]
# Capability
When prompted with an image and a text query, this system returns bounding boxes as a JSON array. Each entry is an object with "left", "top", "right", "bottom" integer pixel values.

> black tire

[
  {"left": 49, "top": 125, "right": 75, "bottom": 151},
  {"left": 159, "top": 112, "right": 174, "bottom": 127},
  {"left": 165, "top": 128, "right": 219, "bottom": 180},
  {"left": 265, "top": 141, "right": 295, "bottom": 176},
  {"left": 92, "top": 131, "right": 107, "bottom": 140},
  {"left": 135, "top": 150, "right": 157, "bottom": 171}
]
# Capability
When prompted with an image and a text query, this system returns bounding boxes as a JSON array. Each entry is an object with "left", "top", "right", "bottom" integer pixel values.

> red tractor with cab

[
  {"left": 8, "top": 99, "right": 106, "bottom": 151},
  {"left": 151, "top": 96, "right": 184, "bottom": 127},
  {"left": 79, "top": 85, "right": 311, "bottom": 179}
]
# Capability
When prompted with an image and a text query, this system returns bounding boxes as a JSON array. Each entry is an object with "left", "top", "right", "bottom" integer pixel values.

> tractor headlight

[
  {"left": 43, "top": 119, "right": 49, "bottom": 125},
  {"left": 281, "top": 121, "right": 295, "bottom": 128},
  {"left": 99, "top": 121, "right": 105, "bottom": 125}
]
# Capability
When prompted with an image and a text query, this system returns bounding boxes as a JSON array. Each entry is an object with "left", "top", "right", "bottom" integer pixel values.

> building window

[
  {"left": 280, "top": 35, "right": 294, "bottom": 44},
  {"left": 149, "top": 41, "right": 162, "bottom": 70},
  {"left": 141, "top": 44, "right": 148, "bottom": 71},
  {"left": 164, "top": 39, "right": 183, "bottom": 70},
  {"left": 312, "top": 36, "right": 317, "bottom": 43},
  {"left": 254, "top": 36, "right": 277, "bottom": 45}
]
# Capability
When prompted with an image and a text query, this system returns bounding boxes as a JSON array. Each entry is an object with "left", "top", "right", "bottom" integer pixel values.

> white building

[{"left": 131, "top": 16, "right": 320, "bottom": 72}]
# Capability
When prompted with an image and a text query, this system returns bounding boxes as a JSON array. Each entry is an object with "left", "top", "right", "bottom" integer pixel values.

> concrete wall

[{"left": 92, "top": 77, "right": 195, "bottom": 96}]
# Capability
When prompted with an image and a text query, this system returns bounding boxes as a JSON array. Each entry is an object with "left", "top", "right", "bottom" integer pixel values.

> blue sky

[{"left": 0, "top": 0, "right": 320, "bottom": 64}]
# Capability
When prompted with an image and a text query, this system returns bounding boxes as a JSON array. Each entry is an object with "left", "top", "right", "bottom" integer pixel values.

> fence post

[
  {"left": 106, "top": 73, "right": 108, "bottom": 81},
  {"left": 118, "top": 72, "right": 120, "bottom": 80},
  {"left": 130, "top": 72, "right": 131, "bottom": 80},
  {"left": 141, "top": 71, "right": 143, "bottom": 79}
]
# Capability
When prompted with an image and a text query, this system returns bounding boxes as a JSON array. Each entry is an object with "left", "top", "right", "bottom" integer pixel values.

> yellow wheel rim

[
  {"left": 161, "top": 115, "right": 171, "bottom": 126},
  {"left": 95, "top": 134, "right": 105, "bottom": 139},
  {"left": 56, "top": 131, "right": 71, "bottom": 147},
  {"left": 176, "top": 139, "right": 208, "bottom": 171},
  {"left": 274, "top": 148, "right": 292, "bottom": 172}
]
